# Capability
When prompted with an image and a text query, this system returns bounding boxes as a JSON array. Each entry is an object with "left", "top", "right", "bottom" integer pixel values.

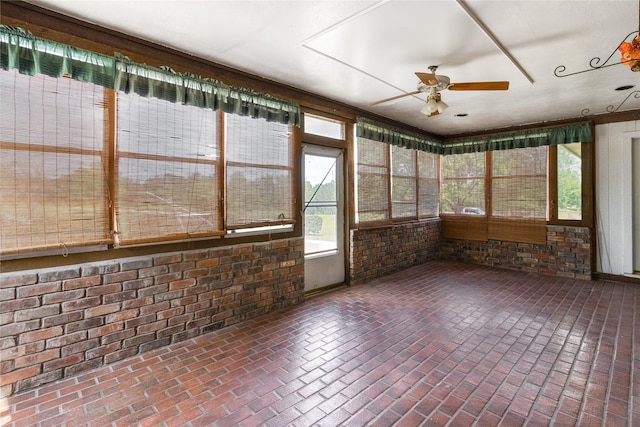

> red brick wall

[
  {"left": 349, "top": 220, "right": 441, "bottom": 284},
  {"left": 438, "top": 225, "right": 592, "bottom": 280},
  {"left": 0, "top": 239, "right": 304, "bottom": 397},
  {"left": 1, "top": 224, "right": 593, "bottom": 397}
]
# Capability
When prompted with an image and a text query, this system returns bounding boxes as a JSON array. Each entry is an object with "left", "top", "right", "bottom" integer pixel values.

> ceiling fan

[{"left": 370, "top": 65, "right": 509, "bottom": 117}]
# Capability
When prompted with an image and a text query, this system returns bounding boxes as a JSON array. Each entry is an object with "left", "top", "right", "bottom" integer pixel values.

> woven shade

[
  {"left": 0, "top": 69, "right": 111, "bottom": 255},
  {"left": 441, "top": 152, "right": 486, "bottom": 214},
  {"left": 225, "top": 114, "right": 294, "bottom": 229},
  {"left": 115, "top": 92, "right": 222, "bottom": 245},
  {"left": 356, "top": 137, "right": 390, "bottom": 223},
  {"left": 491, "top": 147, "right": 547, "bottom": 218},
  {"left": 417, "top": 151, "right": 439, "bottom": 217},
  {"left": 391, "top": 145, "right": 417, "bottom": 218}
]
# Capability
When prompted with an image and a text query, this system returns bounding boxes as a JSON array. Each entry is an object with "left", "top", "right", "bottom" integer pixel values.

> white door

[{"left": 303, "top": 146, "right": 345, "bottom": 291}]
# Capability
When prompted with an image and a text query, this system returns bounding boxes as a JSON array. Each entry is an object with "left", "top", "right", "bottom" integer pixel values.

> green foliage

[
  {"left": 557, "top": 145, "right": 582, "bottom": 218},
  {"left": 305, "top": 179, "right": 336, "bottom": 214},
  {"left": 441, "top": 153, "right": 485, "bottom": 214}
]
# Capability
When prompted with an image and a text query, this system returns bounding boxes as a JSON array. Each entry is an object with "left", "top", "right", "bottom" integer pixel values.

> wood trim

[
  {"left": 119, "top": 231, "right": 227, "bottom": 247},
  {"left": 301, "top": 134, "right": 347, "bottom": 149},
  {"left": 485, "top": 151, "right": 493, "bottom": 220},
  {"left": 347, "top": 123, "right": 357, "bottom": 230},
  {"left": 0, "top": 239, "right": 112, "bottom": 257},
  {"left": 343, "top": 123, "right": 353, "bottom": 285},
  {"left": 488, "top": 218, "right": 547, "bottom": 244},
  {"left": 444, "top": 111, "right": 639, "bottom": 142},
  {"left": 441, "top": 216, "right": 546, "bottom": 244},
  {"left": 301, "top": 107, "right": 356, "bottom": 123},
  {"left": 548, "top": 145, "right": 559, "bottom": 222},
  {"left": 593, "top": 272, "right": 640, "bottom": 284},
  {"left": 105, "top": 88, "right": 118, "bottom": 246},
  {"left": 292, "top": 123, "right": 304, "bottom": 237},
  {"left": 441, "top": 216, "right": 488, "bottom": 241},
  {"left": 547, "top": 139, "right": 594, "bottom": 228},
  {"left": 218, "top": 111, "right": 227, "bottom": 232}
]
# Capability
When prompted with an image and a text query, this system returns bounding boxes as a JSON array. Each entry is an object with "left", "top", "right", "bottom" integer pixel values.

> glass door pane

[{"left": 304, "top": 153, "right": 338, "bottom": 256}]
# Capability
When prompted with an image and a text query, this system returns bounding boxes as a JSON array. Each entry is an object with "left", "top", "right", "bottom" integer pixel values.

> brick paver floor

[{"left": 2, "top": 261, "right": 639, "bottom": 426}]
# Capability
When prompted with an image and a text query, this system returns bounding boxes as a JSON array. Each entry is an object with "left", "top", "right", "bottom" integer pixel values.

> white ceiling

[{"left": 27, "top": 0, "right": 640, "bottom": 136}]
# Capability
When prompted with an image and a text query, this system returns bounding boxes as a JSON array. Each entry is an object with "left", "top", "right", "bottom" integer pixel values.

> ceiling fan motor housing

[
  {"left": 434, "top": 75, "right": 451, "bottom": 91},
  {"left": 417, "top": 74, "right": 451, "bottom": 92}
]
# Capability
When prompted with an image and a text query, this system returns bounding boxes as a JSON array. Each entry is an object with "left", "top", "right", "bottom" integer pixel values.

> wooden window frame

[
  {"left": 114, "top": 92, "right": 225, "bottom": 246},
  {"left": 223, "top": 113, "right": 296, "bottom": 232},
  {"left": 2, "top": 70, "right": 299, "bottom": 257},
  {"left": 442, "top": 141, "right": 594, "bottom": 243},
  {"left": 355, "top": 139, "right": 441, "bottom": 228},
  {"left": 0, "top": 70, "right": 113, "bottom": 256},
  {"left": 548, "top": 140, "right": 594, "bottom": 227}
]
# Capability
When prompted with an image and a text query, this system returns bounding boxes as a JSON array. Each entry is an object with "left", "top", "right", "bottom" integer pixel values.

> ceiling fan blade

[
  {"left": 370, "top": 90, "right": 421, "bottom": 106},
  {"left": 449, "top": 81, "right": 509, "bottom": 91},
  {"left": 415, "top": 72, "right": 439, "bottom": 86}
]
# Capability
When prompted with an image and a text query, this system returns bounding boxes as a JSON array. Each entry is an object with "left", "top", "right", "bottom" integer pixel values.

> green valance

[
  {"left": 115, "top": 55, "right": 300, "bottom": 126},
  {"left": 356, "top": 118, "right": 443, "bottom": 154},
  {"left": 0, "top": 25, "right": 114, "bottom": 88},
  {"left": 443, "top": 122, "right": 592, "bottom": 155},
  {"left": 0, "top": 25, "right": 300, "bottom": 127}
]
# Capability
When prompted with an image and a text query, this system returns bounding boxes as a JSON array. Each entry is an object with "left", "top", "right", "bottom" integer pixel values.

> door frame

[{"left": 302, "top": 144, "right": 346, "bottom": 292}]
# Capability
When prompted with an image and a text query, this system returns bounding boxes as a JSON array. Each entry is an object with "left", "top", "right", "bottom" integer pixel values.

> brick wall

[
  {"left": 349, "top": 220, "right": 441, "bottom": 284},
  {"left": 0, "top": 238, "right": 304, "bottom": 397},
  {"left": 438, "top": 225, "right": 592, "bottom": 280}
]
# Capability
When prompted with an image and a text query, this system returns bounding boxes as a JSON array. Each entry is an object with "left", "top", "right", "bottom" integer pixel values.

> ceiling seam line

[
  {"left": 300, "top": 44, "right": 425, "bottom": 104},
  {"left": 456, "top": 0, "right": 534, "bottom": 85},
  {"left": 300, "top": 0, "right": 391, "bottom": 46}
]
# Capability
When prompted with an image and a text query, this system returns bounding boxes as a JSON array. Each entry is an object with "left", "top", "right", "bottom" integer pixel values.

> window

[
  {"left": 303, "top": 114, "right": 344, "bottom": 140},
  {"left": 225, "top": 114, "right": 295, "bottom": 230},
  {"left": 491, "top": 146, "right": 547, "bottom": 219},
  {"left": 0, "top": 69, "right": 296, "bottom": 256},
  {"left": 304, "top": 152, "right": 339, "bottom": 255},
  {"left": 355, "top": 137, "right": 389, "bottom": 223},
  {"left": 417, "top": 151, "right": 439, "bottom": 217},
  {"left": 0, "top": 69, "right": 111, "bottom": 255},
  {"left": 441, "top": 152, "right": 485, "bottom": 215},
  {"left": 116, "top": 92, "right": 222, "bottom": 245},
  {"left": 391, "top": 145, "right": 417, "bottom": 218},
  {"left": 356, "top": 137, "right": 440, "bottom": 225},
  {"left": 441, "top": 137, "right": 592, "bottom": 242},
  {"left": 557, "top": 143, "right": 582, "bottom": 220}
]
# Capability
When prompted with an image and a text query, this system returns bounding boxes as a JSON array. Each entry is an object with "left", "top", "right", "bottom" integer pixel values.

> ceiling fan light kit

[{"left": 421, "top": 90, "right": 448, "bottom": 117}]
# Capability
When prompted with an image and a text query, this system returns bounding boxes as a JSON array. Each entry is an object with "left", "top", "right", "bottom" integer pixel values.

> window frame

[
  {"left": 0, "top": 69, "right": 114, "bottom": 256},
  {"left": 114, "top": 90, "right": 225, "bottom": 246},
  {"left": 355, "top": 137, "right": 441, "bottom": 227},
  {"left": 0, "top": 69, "right": 298, "bottom": 258},
  {"left": 223, "top": 113, "right": 296, "bottom": 231},
  {"left": 548, "top": 140, "right": 594, "bottom": 227},
  {"left": 440, "top": 140, "right": 594, "bottom": 243}
]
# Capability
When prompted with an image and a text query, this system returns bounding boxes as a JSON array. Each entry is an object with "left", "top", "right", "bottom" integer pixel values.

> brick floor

[{"left": 2, "top": 261, "right": 638, "bottom": 426}]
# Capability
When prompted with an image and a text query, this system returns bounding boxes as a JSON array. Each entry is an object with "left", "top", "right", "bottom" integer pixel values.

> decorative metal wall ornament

[
  {"left": 581, "top": 90, "right": 640, "bottom": 116},
  {"left": 554, "top": 31, "right": 639, "bottom": 77},
  {"left": 618, "top": 34, "right": 640, "bottom": 71}
]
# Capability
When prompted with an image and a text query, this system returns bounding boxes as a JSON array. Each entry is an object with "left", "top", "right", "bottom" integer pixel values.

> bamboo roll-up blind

[
  {"left": 441, "top": 152, "right": 486, "bottom": 215},
  {"left": 391, "top": 145, "right": 417, "bottom": 219},
  {"left": 355, "top": 137, "right": 390, "bottom": 224},
  {"left": 115, "top": 92, "right": 223, "bottom": 245},
  {"left": 417, "top": 151, "right": 439, "bottom": 218},
  {"left": 491, "top": 146, "right": 547, "bottom": 219},
  {"left": 0, "top": 69, "right": 111, "bottom": 255},
  {"left": 224, "top": 114, "right": 295, "bottom": 229}
]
